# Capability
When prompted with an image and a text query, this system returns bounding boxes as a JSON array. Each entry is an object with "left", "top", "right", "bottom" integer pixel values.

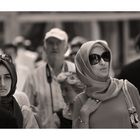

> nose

[
  {"left": 53, "top": 43, "right": 58, "bottom": 49},
  {"left": 99, "top": 58, "right": 106, "bottom": 65},
  {"left": 0, "top": 75, "right": 5, "bottom": 87}
]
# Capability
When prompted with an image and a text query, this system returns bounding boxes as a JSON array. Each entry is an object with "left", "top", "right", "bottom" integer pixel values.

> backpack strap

[{"left": 123, "top": 80, "right": 140, "bottom": 128}]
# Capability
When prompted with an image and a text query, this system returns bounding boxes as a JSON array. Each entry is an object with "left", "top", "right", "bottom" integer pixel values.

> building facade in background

[{"left": 0, "top": 12, "right": 140, "bottom": 73}]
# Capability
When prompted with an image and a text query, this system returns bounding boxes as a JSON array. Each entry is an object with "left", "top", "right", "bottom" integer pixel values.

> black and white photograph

[
  {"left": 0, "top": 11, "right": 140, "bottom": 129},
  {"left": 0, "top": 0, "right": 140, "bottom": 140}
]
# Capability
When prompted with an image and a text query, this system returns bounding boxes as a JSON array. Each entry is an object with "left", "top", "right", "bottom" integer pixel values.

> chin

[{"left": 99, "top": 73, "right": 109, "bottom": 79}]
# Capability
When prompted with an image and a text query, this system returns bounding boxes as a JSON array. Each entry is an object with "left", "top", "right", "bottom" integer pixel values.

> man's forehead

[{"left": 46, "top": 37, "right": 64, "bottom": 42}]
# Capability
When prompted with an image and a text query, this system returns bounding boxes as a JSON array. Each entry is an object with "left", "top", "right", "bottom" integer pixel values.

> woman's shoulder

[
  {"left": 14, "top": 90, "right": 30, "bottom": 107},
  {"left": 125, "top": 80, "right": 138, "bottom": 92},
  {"left": 125, "top": 80, "right": 140, "bottom": 100}
]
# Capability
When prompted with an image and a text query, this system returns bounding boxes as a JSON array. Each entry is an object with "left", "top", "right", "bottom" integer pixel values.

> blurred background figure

[
  {"left": 2, "top": 43, "right": 30, "bottom": 91},
  {"left": 35, "top": 45, "right": 46, "bottom": 68},
  {"left": 13, "top": 36, "right": 38, "bottom": 72},
  {"left": 23, "top": 28, "right": 76, "bottom": 128},
  {"left": 117, "top": 33, "right": 140, "bottom": 94},
  {"left": 56, "top": 71, "right": 85, "bottom": 128},
  {"left": 65, "top": 36, "right": 87, "bottom": 62}
]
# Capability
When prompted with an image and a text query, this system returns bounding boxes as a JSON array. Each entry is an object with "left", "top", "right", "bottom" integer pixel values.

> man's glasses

[{"left": 89, "top": 51, "right": 110, "bottom": 65}]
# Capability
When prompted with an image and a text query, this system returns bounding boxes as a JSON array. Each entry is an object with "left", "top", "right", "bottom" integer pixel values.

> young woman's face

[
  {"left": 89, "top": 46, "right": 110, "bottom": 79},
  {"left": 0, "top": 64, "right": 11, "bottom": 96}
]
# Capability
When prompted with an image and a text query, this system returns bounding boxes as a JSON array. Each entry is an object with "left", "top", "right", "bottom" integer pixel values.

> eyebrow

[
  {"left": 5, "top": 74, "right": 11, "bottom": 76},
  {"left": 0, "top": 73, "right": 11, "bottom": 76}
]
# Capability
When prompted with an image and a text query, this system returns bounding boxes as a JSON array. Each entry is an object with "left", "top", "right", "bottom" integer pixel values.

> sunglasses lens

[
  {"left": 102, "top": 52, "right": 110, "bottom": 62},
  {"left": 89, "top": 54, "right": 100, "bottom": 65}
]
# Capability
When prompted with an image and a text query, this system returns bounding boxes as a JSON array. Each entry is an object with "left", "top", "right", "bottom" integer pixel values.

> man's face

[{"left": 44, "top": 37, "right": 66, "bottom": 61}]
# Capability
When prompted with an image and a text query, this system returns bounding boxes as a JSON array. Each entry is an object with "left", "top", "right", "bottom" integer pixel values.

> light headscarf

[{"left": 75, "top": 40, "right": 124, "bottom": 101}]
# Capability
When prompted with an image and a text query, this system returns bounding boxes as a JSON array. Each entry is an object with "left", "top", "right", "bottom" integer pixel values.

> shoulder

[
  {"left": 14, "top": 90, "right": 30, "bottom": 107},
  {"left": 27, "top": 62, "right": 46, "bottom": 78},
  {"left": 126, "top": 80, "right": 138, "bottom": 91},
  {"left": 35, "top": 62, "right": 46, "bottom": 72},
  {"left": 125, "top": 80, "right": 140, "bottom": 99}
]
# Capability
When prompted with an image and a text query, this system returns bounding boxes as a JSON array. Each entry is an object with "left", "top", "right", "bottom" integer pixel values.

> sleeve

[
  {"left": 127, "top": 80, "right": 140, "bottom": 120},
  {"left": 21, "top": 105, "right": 39, "bottom": 128},
  {"left": 72, "top": 95, "right": 83, "bottom": 128}
]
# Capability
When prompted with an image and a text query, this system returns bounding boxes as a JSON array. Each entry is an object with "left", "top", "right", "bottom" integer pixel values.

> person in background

[
  {"left": 72, "top": 40, "right": 140, "bottom": 128},
  {"left": 13, "top": 36, "right": 38, "bottom": 72},
  {"left": 0, "top": 54, "right": 39, "bottom": 128},
  {"left": 117, "top": 34, "right": 140, "bottom": 94},
  {"left": 65, "top": 36, "right": 87, "bottom": 62},
  {"left": 35, "top": 45, "right": 46, "bottom": 68},
  {"left": 23, "top": 28, "right": 75, "bottom": 128},
  {"left": 56, "top": 71, "right": 85, "bottom": 128},
  {"left": 2, "top": 43, "right": 30, "bottom": 91}
]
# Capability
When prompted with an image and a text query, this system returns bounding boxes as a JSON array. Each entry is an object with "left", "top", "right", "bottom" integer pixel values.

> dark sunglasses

[{"left": 89, "top": 51, "right": 110, "bottom": 65}]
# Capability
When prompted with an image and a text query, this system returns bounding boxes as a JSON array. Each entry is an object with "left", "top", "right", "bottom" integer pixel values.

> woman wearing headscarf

[
  {"left": 72, "top": 40, "right": 140, "bottom": 128},
  {"left": 0, "top": 54, "right": 38, "bottom": 128}
]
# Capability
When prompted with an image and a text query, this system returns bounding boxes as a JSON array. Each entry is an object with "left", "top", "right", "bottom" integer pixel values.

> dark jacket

[{"left": 117, "top": 59, "right": 140, "bottom": 94}]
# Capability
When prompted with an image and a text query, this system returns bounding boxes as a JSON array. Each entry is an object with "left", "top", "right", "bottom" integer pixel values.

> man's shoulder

[
  {"left": 123, "top": 59, "right": 140, "bottom": 70},
  {"left": 34, "top": 62, "right": 46, "bottom": 73}
]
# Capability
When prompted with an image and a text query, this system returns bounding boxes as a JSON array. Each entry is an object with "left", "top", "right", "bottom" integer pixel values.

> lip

[
  {"left": 51, "top": 50, "right": 58, "bottom": 53},
  {"left": 100, "top": 67, "right": 107, "bottom": 71},
  {"left": 0, "top": 89, "right": 6, "bottom": 91}
]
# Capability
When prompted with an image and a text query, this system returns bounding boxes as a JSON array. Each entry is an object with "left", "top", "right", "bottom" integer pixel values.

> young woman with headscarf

[
  {"left": 72, "top": 40, "right": 140, "bottom": 128},
  {"left": 0, "top": 54, "right": 38, "bottom": 128}
]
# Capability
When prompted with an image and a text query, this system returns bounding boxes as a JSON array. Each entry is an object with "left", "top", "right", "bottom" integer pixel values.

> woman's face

[
  {"left": 0, "top": 64, "right": 11, "bottom": 96},
  {"left": 89, "top": 46, "right": 110, "bottom": 79}
]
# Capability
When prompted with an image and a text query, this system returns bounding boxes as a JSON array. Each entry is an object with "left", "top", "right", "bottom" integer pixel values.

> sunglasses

[{"left": 89, "top": 51, "right": 110, "bottom": 65}]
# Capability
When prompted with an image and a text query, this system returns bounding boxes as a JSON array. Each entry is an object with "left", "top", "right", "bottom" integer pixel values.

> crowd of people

[{"left": 0, "top": 27, "right": 140, "bottom": 128}]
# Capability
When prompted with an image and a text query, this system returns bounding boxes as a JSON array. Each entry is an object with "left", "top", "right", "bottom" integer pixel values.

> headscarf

[
  {"left": 75, "top": 40, "right": 124, "bottom": 105},
  {"left": 0, "top": 54, "right": 23, "bottom": 128}
]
